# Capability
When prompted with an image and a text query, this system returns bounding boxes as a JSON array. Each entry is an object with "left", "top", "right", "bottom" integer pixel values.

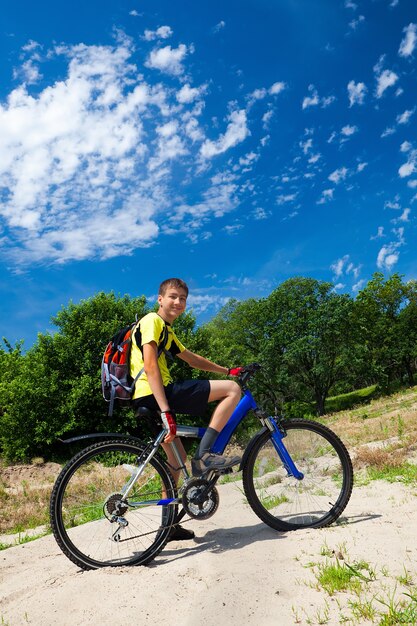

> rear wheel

[
  {"left": 242, "top": 419, "right": 353, "bottom": 531},
  {"left": 50, "top": 439, "right": 177, "bottom": 569}
]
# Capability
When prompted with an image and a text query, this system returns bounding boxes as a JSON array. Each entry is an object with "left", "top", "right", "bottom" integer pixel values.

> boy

[{"left": 130, "top": 278, "right": 243, "bottom": 540}]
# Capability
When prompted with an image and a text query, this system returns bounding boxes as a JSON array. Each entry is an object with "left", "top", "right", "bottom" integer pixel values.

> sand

[{"left": 1, "top": 474, "right": 416, "bottom": 626}]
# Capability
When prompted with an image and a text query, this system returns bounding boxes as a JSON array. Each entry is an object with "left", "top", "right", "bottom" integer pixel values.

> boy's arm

[
  {"left": 178, "top": 349, "right": 229, "bottom": 375},
  {"left": 143, "top": 342, "right": 176, "bottom": 443}
]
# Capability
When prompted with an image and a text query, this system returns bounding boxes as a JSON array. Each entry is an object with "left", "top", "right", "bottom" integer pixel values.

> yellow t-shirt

[{"left": 130, "top": 312, "right": 186, "bottom": 399}]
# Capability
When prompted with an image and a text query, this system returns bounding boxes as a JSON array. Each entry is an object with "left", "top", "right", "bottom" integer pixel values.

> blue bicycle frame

[{"left": 176, "top": 388, "right": 303, "bottom": 480}]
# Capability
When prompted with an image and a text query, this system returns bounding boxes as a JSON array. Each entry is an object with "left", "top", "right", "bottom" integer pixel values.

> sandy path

[{"left": 1, "top": 478, "right": 416, "bottom": 626}]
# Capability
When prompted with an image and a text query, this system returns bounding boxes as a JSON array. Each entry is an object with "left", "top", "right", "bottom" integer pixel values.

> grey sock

[{"left": 195, "top": 427, "right": 219, "bottom": 459}]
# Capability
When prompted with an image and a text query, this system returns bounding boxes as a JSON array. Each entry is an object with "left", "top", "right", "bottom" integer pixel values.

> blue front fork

[{"left": 268, "top": 418, "right": 304, "bottom": 480}]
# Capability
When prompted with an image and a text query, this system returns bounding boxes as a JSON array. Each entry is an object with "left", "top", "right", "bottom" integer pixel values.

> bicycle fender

[
  {"left": 239, "top": 426, "right": 269, "bottom": 470},
  {"left": 58, "top": 432, "right": 141, "bottom": 444}
]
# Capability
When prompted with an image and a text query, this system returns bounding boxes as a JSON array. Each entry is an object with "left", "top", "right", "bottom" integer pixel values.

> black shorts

[
  {"left": 132, "top": 380, "right": 210, "bottom": 440},
  {"left": 133, "top": 380, "right": 211, "bottom": 416}
]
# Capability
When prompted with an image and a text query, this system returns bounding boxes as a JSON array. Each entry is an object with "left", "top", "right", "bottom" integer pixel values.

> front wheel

[
  {"left": 242, "top": 419, "right": 353, "bottom": 531},
  {"left": 50, "top": 439, "right": 177, "bottom": 569}
]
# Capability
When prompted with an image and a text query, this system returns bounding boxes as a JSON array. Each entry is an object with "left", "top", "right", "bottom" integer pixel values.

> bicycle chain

[{"left": 114, "top": 516, "right": 194, "bottom": 543}]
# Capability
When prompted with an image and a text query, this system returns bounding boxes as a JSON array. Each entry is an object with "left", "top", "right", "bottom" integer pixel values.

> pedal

[{"left": 218, "top": 467, "right": 234, "bottom": 475}]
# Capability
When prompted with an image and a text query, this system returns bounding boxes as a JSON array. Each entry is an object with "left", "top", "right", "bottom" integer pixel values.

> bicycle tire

[
  {"left": 242, "top": 419, "right": 353, "bottom": 531},
  {"left": 50, "top": 439, "right": 177, "bottom": 569}
]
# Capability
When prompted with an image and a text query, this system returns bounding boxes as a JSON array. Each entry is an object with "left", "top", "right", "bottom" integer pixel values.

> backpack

[{"left": 101, "top": 318, "right": 169, "bottom": 416}]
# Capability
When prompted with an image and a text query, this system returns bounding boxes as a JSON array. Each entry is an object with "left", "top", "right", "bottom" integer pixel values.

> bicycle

[{"left": 50, "top": 363, "right": 354, "bottom": 570}]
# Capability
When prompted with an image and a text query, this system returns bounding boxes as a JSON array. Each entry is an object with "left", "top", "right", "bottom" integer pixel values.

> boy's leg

[
  {"left": 192, "top": 380, "right": 241, "bottom": 474},
  {"left": 161, "top": 437, "right": 195, "bottom": 541},
  {"left": 206, "top": 380, "right": 241, "bottom": 431},
  {"left": 161, "top": 437, "right": 187, "bottom": 486}
]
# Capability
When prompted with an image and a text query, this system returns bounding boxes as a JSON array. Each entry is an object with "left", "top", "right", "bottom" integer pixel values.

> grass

[
  {"left": 303, "top": 538, "right": 417, "bottom": 626},
  {"left": 0, "top": 529, "right": 50, "bottom": 551},
  {"left": 314, "top": 558, "right": 376, "bottom": 596},
  {"left": 0, "top": 477, "right": 54, "bottom": 535},
  {"left": 378, "top": 589, "right": 417, "bottom": 625},
  {"left": 325, "top": 385, "right": 378, "bottom": 413},
  {"left": 258, "top": 491, "right": 290, "bottom": 510}
]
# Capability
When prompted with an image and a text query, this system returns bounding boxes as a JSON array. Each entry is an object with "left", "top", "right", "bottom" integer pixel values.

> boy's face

[{"left": 158, "top": 286, "right": 187, "bottom": 322}]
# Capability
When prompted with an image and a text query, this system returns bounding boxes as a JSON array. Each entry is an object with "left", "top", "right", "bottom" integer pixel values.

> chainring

[
  {"left": 103, "top": 493, "right": 129, "bottom": 520},
  {"left": 181, "top": 478, "right": 219, "bottom": 520}
]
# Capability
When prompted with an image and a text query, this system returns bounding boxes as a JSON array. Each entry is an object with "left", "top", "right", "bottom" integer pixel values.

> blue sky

[{"left": 1, "top": 0, "right": 417, "bottom": 348}]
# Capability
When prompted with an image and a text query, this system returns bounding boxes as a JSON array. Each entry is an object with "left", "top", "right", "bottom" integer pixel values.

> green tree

[
  {"left": 0, "top": 293, "right": 148, "bottom": 460},
  {"left": 354, "top": 273, "right": 415, "bottom": 389},
  {"left": 262, "top": 277, "right": 356, "bottom": 415}
]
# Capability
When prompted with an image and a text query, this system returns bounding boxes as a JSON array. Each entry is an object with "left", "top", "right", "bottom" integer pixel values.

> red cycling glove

[
  {"left": 228, "top": 367, "right": 244, "bottom": 377},
  {"left": 161, "top": 410, "right": 177, "bottom": 437}
]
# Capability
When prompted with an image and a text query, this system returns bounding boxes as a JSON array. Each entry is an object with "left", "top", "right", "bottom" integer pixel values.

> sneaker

[
  {"left": 191, "top": 452, "right": 241, "bottom": 477},
  {"left": 167, "top": 524, "right": 195, "bottom": 542}
]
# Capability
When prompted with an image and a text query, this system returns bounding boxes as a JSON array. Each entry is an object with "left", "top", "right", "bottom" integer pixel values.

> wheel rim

[
  {"left": 249, "top": 425, "right": 349, "bottom": 529},
  {"left": 54, "top": 443, "right": 175, "bottom": 567}
]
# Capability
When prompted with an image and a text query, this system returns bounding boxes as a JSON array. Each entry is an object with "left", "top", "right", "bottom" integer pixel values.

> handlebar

[{"left": 238, "top": 363, "right": 262, "bottom": 387}]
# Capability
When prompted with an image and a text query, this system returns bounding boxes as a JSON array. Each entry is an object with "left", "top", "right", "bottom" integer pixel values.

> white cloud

[
  {"left": 277, "top": 193, "right": 297, "bottom": 205},
  {"left": 375, "top": 68, "right": 399, "bottom": 98},
  {"left": 247, "top": 82, "right": 286, "bottom": 107},
  {"left": 143, "top": 26, "right": 173, "bottom": 41},
  {"left": 399, "top": 23, "right": 417, "bottom": 58},
  {"left": 253, "top": 207, "right": 269, "bottom": 220},
  {"left": 0, "top": 35, "right": 255, "bottom": 265},
  {"left": 302, "top": 85, "right": 319, "bottom": 109},
  {"left": 381, "top": 126, "right": 396, "bottom": 138},
  {"left": 328, "top": 167, "right": 348, "bottom": 184},
  {"left": 371, "top": 226, "right": 385, "bottom": 240},
  {"left": 341, "top": 125, "right": 358, "bottom": 137},
  {"left": 352, "top": 279, "right": 366, "bottom": 292},
  {"left": 212, "top": 21, "right": 226, "bottom": 34},
  {"left": 376, "top": 228, "right": 405, "bottom": 271},
  {"left": 186, "top": 292, "right": 230, "bottom": 314},
  {"left": 357, "top": 162, "right": 368, "bottom": 172},
  {"left": 398, "top": 207, "right": 411, "bottom": 222},
  {"left": 349, "top": 15, "right": 365, "bottom": 31},
  {"left": 300, "top": 138, "right": 313, "bottom": 154},
  {"left": 331, "top": 254, "right": 361, "bottom": 281},
  {"left": 13, "top": 59, "right": 42, "bottom": 84},
  {"left": 377, "top": 245, "right": 400, "bottom": 271},
  {"left": 176, "top": 83, "right": 205, "bottom": 104},
  {"left": 200, "top": 109, "right": 250, "bottom": 158},
  {"left": 317, "top": 188, "right": 334, "bottom": 204},
  {"left": 398, "top": 150, "right": 417, "bottom": 178},
  {"left": 262, "top": 110, "right": 273, "bottom": 128},
  {"left": 145, "top": 44, "right": 188, "bottom": 76},
  {"left": 224, "top": 223, "right": 243, "bottom": 235},
  {"left": 397, "top": 109, "right": 415, "bottom": 125},
  {"left": 401, "top": 141, "right": 413, "bottom": 153},
  {"left": 347, "top": 80, "right": 367, "bottom": 106},
  {"left": 269, "top": 81, "right": 286, "bottom": 95},
  {"left": 331, "top": 255, "right": 349, "bottom": 278},
  {"left": 302, "top": 85, "right": 335, "bottom": 109}
]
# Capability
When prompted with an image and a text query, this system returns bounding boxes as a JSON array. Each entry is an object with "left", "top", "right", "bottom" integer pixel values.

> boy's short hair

[{"left": 159, "top": 278, "right": 189, "bottom": 297}]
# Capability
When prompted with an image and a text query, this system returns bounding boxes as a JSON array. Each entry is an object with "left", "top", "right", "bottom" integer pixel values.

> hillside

[{"left": 1, "top": 386, "right": 417, "bottom": 625}]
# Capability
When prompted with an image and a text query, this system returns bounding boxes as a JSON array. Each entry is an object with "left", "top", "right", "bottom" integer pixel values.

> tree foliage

[{"left": 1, "top": 274, "right": 417, "bottom": 461}]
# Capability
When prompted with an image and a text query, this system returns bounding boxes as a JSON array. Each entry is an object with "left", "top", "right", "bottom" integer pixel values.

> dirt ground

[{"left": 1, "top": 469, "right": 417, "bottom": 626}]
